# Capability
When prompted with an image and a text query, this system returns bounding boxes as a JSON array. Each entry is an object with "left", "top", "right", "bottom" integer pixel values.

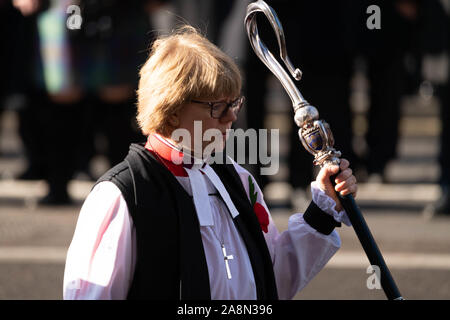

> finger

[
  {"left": 335, "top": 168, "right": 353, "bottom": 184},
  {"left": 339, "top": 159, "right": 350, "bottom": 171},
  {"left": 339, "top": 184, "right": 358, "bottom": 197},
  {"left": 335, "top": 176, "right": 357, "bottom": 192},
  {"left": 317, "top": 164, "right": 340, "bottom": 181}
]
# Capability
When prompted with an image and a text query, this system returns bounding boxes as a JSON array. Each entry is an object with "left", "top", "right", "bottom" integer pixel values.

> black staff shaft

[{"left": 332, "top": 177, "right": 403, "bottom": 300}]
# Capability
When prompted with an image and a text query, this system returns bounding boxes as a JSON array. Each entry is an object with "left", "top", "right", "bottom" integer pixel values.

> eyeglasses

[{"left": 191, "top": 96, "right": 245, "bottom": 119}]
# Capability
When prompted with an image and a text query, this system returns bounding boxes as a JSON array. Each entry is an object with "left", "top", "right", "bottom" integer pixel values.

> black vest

[{"left": 96, "top": 143, "right": 279, "bottom": 300}]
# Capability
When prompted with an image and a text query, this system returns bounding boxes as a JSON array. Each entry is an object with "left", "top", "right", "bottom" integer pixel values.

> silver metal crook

[
  {"left": 244, "top": 0, "right": 307, "bottom": 111},
  {"left": 245, "top": 0, "right": 342, "bottom": 167}
]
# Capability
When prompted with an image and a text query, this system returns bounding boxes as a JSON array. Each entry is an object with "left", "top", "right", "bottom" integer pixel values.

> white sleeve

[
  {"left": 230, "top": 160, "right": 341, "bottom": 300},
  {"left": 310, "top": 181, "right": 352, "bottom": 226},
  {"left": 63, "top": 181, "right": 136, "bottom": 300},
  {"left": 258, "top": 188, "right": 341, "bottom": 300},
  {"left": 268, "top": 214, "right": 340, "bottom": 299}
]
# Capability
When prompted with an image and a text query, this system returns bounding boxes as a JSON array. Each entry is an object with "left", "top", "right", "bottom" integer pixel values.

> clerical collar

[{"left": 145, "top": 133, "right": 207, "bottom": 177}]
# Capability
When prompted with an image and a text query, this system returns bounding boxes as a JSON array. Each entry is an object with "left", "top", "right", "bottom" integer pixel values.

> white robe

[{"left": 63, "top": 156, "right": 349, "bottom": 300}]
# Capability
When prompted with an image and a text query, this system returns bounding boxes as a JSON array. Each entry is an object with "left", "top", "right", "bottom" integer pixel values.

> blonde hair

[{"left": 137, "top": 26, "right": 242, "bottom": 137}]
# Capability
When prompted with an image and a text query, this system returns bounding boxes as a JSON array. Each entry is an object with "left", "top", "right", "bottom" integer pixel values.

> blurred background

[{"left": 0, "top": 0, "right": 449, "bottom": 299}]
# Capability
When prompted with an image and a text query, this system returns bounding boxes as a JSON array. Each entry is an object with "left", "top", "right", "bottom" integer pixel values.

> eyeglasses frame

[{"left": 190, "top": 96, "right": 245, "bottom": 119}]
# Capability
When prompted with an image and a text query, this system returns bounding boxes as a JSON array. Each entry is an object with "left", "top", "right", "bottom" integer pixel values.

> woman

[{"left": 63, "top": 26, "right": 357, "bottom": 300}]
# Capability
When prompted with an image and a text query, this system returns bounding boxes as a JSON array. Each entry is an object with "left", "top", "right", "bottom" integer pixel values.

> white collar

[{"left": 184, "top": 163, "right": 239, "bottom": 227}]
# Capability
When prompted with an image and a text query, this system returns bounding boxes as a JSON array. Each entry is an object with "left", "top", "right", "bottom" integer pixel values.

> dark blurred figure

[
  {"left": 357, "top": 0, "right": 434, "bottom": 182},
  {"left": 7, "top": 0, "right": 50, "bottom": 181},
  {"left": 430, "top": 67, "right": 450, "bottom": 216},
  {"left": 0, "top": 0, "right": 11, "bottom": 113},
  {"left": 50, "top": 0, "right": 164, "bottom": 204},
  {"left": 67, "top": 0, "right": 157, "bottom": 171},
  {"left": 422, "top": 0, "right": 450, "bottom": 217},
  {"left": 433, "top": 64, "right": 450, "bottom": 215},
  {"left": 0, "top": 1, "right": 13, "bottom": 130},
  {"left": 13, "top": 0, "right": 161, "bottom": 205},
  {"left": 243, "top": 0, "right": 357, "bottom": 206}
]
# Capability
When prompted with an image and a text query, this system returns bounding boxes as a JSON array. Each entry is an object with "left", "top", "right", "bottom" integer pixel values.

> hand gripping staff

[{"left": 245, "top": 0, "right": 403, "bottom": 300}]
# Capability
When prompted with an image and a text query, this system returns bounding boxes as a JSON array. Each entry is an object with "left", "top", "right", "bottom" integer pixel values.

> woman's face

[{"left": 171, "top": 97, "right": 238, "bottom": 157}]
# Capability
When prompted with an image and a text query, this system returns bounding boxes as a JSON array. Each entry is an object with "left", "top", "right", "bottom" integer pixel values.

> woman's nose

[{"left": 220, "top": 106, "right": 238, "bottom": 123}]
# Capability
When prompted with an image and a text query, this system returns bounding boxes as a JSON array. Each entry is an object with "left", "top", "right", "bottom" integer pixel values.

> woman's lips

[{"left": 222, "top": 130, "right": 230, "bottom": 139}]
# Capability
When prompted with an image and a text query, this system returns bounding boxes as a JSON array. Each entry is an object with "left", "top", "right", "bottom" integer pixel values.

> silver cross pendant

[{"left": 221, "top": 244, "right": 234, "bottom": 280}]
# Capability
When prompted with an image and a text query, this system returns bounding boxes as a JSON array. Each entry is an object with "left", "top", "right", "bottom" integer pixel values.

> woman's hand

[{"left": 314, "top": 159, "right": 357, "bottom": 212}]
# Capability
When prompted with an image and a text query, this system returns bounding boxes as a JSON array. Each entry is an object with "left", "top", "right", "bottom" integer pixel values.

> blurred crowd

[{"left": 0, "top": 0, "right": 449, "bottom": 215}]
